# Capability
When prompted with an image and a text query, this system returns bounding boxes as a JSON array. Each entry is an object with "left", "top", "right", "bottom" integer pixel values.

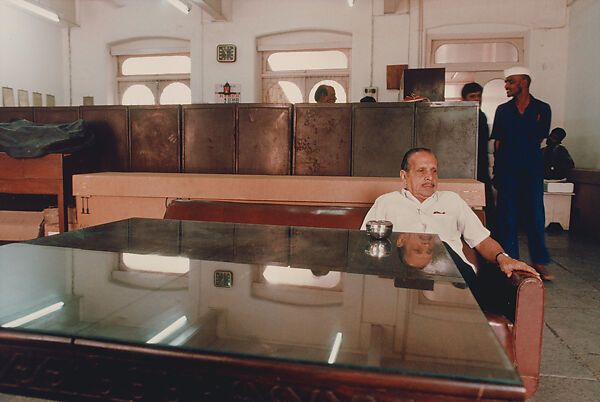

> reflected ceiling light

[
  {"left": 8, "top": 0, "right": 60, "bottom": 22},
  {"left": 147, "top": 315, "right": 188, "bottom": 344},
  {"left": 167, "top": 0, "right": 190, "bottom": 15},
  {"left": 1, "top": 302, "right": 64, "bottom": 328},
  {"left": 347, "top": 0, "right": 355, "bottom": 6},
  {"left": 328, "top": 332, "right": 343, "bottom": 364}
]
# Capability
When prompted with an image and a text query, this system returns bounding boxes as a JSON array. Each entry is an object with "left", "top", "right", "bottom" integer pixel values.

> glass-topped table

[{"left": 0, "top": 218, "right": 525, "bottom": 400}]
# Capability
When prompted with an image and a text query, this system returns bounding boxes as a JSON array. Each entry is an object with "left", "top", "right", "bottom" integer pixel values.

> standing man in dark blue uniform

[{"left": 491, "top": 67, "right": 553, "bottom": 280}]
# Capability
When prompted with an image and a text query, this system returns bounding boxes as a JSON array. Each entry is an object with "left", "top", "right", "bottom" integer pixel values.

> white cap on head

[{"left": 504, "top": 66, "right": 532, "bottom": 79}]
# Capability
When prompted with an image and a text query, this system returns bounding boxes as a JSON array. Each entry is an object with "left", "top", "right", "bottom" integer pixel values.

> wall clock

[{"left": 217, "top": 44, "right": 236, "bottom": 62}]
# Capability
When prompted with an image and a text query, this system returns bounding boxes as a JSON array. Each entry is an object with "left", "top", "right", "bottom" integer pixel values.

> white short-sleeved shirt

[{"left": 361, "top": 189, "right": 490, "bottom": 270}]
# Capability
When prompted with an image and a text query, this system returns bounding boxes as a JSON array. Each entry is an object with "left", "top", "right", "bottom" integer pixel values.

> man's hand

[{"left": 496, "top": 253, "right": 541, "bottom": 279}]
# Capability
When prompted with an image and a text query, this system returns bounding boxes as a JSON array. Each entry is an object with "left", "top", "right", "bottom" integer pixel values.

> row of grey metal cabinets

[{"left": 0, "top": 102, "right": 478, "bottom": 178}]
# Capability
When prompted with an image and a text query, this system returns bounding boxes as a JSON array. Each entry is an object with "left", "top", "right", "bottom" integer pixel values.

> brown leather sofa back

[{"left": 163, "top": 199, "right": 370, "bottom": 229}]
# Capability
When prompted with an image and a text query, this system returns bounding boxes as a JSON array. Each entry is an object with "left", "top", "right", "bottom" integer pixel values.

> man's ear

[
  {"left": 400, "top": 169, "right": 407, "bottom": 181},
  {"left": 396, "top": 233, "right": 407, "bottom": 247}
]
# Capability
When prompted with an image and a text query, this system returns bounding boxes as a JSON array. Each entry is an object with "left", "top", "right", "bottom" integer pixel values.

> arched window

[
  {"left": 265, "top": 81, "right": 303, "bottom": 104},
  {"left": 111, "top": 38, "right": 191, "bottom": 105},
  {"left": 160, "top": 82, "right": 192, "bottom": 105},
  {"left": 122, "top": 84, "right": 155, "bottom": 105},
  {"left": 258, "top": 30, "right": 351, "bottom": 103}
]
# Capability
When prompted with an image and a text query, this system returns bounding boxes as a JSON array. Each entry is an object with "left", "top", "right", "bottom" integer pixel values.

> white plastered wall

[
  {"left": 68, "top": 0, "right": 408, "bottom": 104},
  {"left": 565, "top": 0, "right": 600, "bottom": 169},
  {"left": 199, "top": 0, "right": 382, "bottom": 103},
  {"left": 0, "top": 2, "right": 67, "bottom": 106},
  {"left": 69, "top": 0, "right": 196, "bottom": 106},
  {"left": 414, "top": 0, "right": 569, "bottom": 139},
  {"left": 5, "top": 0, "right": 597, "bottom": 168}
]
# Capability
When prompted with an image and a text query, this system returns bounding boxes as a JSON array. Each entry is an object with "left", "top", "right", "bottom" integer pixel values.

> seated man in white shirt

[{"left": 361, "top": 147, "right": 540, "bottom": 280}]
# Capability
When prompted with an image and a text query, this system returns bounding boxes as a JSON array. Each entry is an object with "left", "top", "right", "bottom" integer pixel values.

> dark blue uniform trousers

[{"left": 495, "top": 174, "right": 551, "bottom": 265}]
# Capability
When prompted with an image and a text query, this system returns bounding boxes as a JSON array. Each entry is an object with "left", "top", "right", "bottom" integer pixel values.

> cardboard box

[
  {"left": 0, "top": 210, "right": 44, "bottom": 241},
  {"left": 43, "top": 207, "right": 77, "bottom": 236},
  {"left": 544, "top": 181, "right": 574, "bottom": 193}
]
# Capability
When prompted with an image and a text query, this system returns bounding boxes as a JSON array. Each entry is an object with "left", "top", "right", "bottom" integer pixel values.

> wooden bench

[{"left": 164, "top": 199, "right": 544, "bottom": 399}]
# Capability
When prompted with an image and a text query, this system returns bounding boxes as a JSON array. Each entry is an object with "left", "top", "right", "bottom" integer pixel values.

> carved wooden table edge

[{"left": 0, "top": 331, "right": 526, "bottom": 401}]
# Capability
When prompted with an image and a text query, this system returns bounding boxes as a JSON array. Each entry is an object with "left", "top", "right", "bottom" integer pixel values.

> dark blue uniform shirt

[{"left": 491, "top": 95, "right": 551, "bottom": 178}]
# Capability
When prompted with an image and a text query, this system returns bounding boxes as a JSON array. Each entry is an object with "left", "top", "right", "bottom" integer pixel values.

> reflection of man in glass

[
  {"left": 397, "top": 233, "right": 458, "bottom": 275},
  {"left": 397, "top": 233, "right": 434, "bottom": 268},
  {"left": 315, "top": 85, "right": 336, "bottom": 103}
]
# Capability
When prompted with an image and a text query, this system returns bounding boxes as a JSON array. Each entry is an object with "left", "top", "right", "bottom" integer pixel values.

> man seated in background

[
  {"left": 361, "top": 147, "right": 540, "bottom": 289},
  {"left": 542, "top": 127, "right": 575, "bottom": 180},
  {"left": 314, "top": 85, "right": 336, "bottom": 103}
]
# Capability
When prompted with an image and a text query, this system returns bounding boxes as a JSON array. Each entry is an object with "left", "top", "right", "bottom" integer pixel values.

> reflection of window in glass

[
  {"left": 263, "top": 266, "right": 341, "bottom": 289},
  {"left": 122, "top": 84, "right": 155, "bottom": 105},
  {"left": 308, "top": 80, "right": 347, "bottom": 103},
  {"left": 160, "top": 82, "right": 191, "bottom": 104},
  {"left": 121, "top": 253, "right": 190, "bottom": 274},
  {"left": 122, "top": 55, "right": 191, "bottom": 75},
  {"left": 434, "top": 42, "right": 518, "bottom": 64},
  {"left": 267, "top": 51, "right": 348, "bottom": 71}
]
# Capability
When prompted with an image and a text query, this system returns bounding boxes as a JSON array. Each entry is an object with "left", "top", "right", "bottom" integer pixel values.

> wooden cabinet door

[
  {"left": 352, "top": 102, "right": 415, "bottom": 177},
  {"left": 415, "top": 102, "right": 478, "bottom": 179},
  {"left": 293, "top": 104, "right": 351, "bottom": 176},
  {"left": 34, "top": 107, "right": 80, "bottom": 124},
  {"left": 81, "top": 106, "right": 129, "bottom": 171},
  {"left": 238, "top": 104, "right": 292, "bottom": 175},
  {"left": 0, "top": 107, "right": 34, "bottom": 122},
  {"left": 129, "top": 106, "right": 180, "bottom": 172},
  {"left": 182, "top": 104, "right": 235, "bottom": 173}
]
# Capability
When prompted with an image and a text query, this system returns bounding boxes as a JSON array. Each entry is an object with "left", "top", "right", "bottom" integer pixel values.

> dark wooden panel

[
  {"left": 415, "top": 102, "right": 478, "bottom": 179},
  {"left": 81, "top": 106, "right": 129, "bottom": 171},
  {"left": 238, "top": 104, "right": 292, "bottom": 175},
  {"left": 0, "top": 107, "right": 34, "bottom": 122},
  {"left": 182, "top": 104, "right": 235, "bottom": 173},
  {"left": 129, "top": 106, "right": 180, "bottom": 172},
  {"left": 0, "top": 335, "right": 526, "bottom": 401},
  {"left": 293, "top": 104, "right": 352, "bottom": 176},
  {"left": 570, "top": 168, "right": 600, "bottom": 237},
  {"left": 33, "top": 107, "right": 80, "bottom": 124},
  {"left": 352, "top": 102, "right": 415, "bottom": 177}
]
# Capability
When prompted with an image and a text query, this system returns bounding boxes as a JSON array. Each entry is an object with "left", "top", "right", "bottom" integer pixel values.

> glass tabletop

[{"left": 0, "top": 218, "right": 520, "bottom": 386}]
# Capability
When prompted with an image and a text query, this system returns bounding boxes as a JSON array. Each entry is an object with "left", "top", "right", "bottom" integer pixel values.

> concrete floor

[
  {"left": 527, "top": 228, "right": 600, "bottom": 401},
  {"left": 1, "top": 227, "right": 599, "bottom": 401}
]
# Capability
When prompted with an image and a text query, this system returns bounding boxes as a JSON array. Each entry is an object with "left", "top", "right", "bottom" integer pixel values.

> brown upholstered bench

[
  {"left": 163, "top": 199, "right": 371, "bottom": 229},
  {"left": 164, "top": 198, "right": 544, "bottom": 399}
]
